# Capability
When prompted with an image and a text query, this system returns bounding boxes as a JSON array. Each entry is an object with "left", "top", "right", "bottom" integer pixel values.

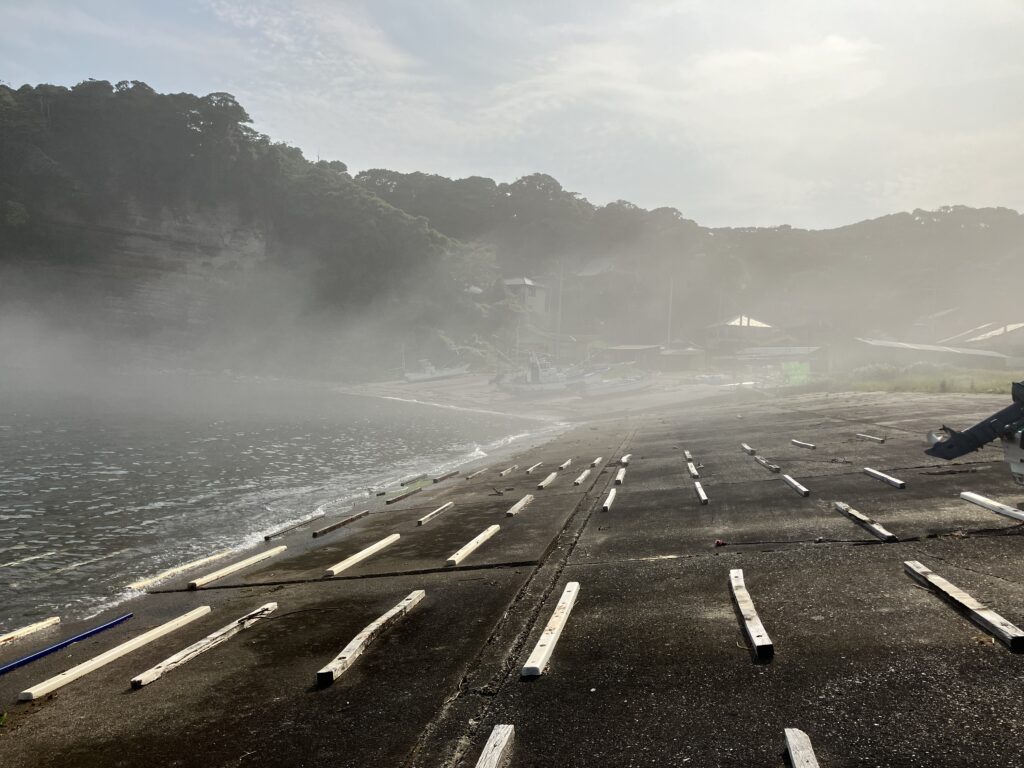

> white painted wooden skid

[
  {"left": 960, "top": 491, "right": 1024, "bottom": 523},
  {"left": 694, "top": 482, "right": 708, "bottom": 505},
  {"left": 620, "top": 453, "right": 632, "bottom": 465},
  {"left": 400, "top": 473, "right": 427, "bottom": 486},
  {"left": 525, "top": 462, "right": 543, "bottom": 474},
  {"left": 0, "top": 616, "right": 60, "bottom": 647},
  {"left": 903, "top": 560, "right": 1024, "bottom": 651},
  {"left": 833, "top": 502, "right": 898, "bottom": 542},
  {"left": 433, "top": 469, "right": 459, "bottom": 483},
  {"left": 312, "top": 510, "right": 369, "bottom": 538},
  {"left": 602, "top": 488, "right": 617, "bottom": 511},
  {"left": 128, "top": 549, "right": 233, "bottom": 590},
  {"left": 19, "top": 606, "right": 211, "bottom": 701},
  {"left": 573, "top": 469, "right": 591, "bottom": 486},
  {"left": 687, "top": 461, "right": 700, "bottom": 479},
  {"left": 754, "top": 455, "right": 781, "bottom": 473},
  {"left": 522, "top": 581, "right": 580, "bottom": 676},
  {"left": 188, "top": 546, "right": 286, "bottom": 590},
  {"left": 499, "top": 464, "right": 519, "bottom": 477},
  {"left": 863, "top": 467, "right": 906, "bottom": 488},
  {"left": 614, "top": 468, "right": 626, "bottom": 485},
  {"left": 131, "top": 603, "right": 277, "bottom": 688},
  {"left": 559, "top": 458, "right": 572, "bottom": 470},
  {"left": 505, "top": 495, "right": 534, "bottom": 517},
  {"left": 791, "top": 439, "right": 816, "bottom": 449},
  {"left": 316, "top": 590, "right": 425, "bottom": 687},
  {"left": 683, "top": 450, "right": 693, "bottom": 461},
  {"left": 465, "top": 467, "right": 488, "bottom": 480},
  {"left": 784, "top": 728, "right": 821, "bottom": 768},
  {"left": 418, "top": 502, "right": 454, "bottom": 526},
  {"left": 729, "top": 569, "right": 773, "bottom": 659},
  {"left": 740, "top": 443, "right": 756, "bottom": 455},
  {"left": 265, "top": 514, "right": 324, "bottom": 541},
  {"left": 537, "top": 472, "right": 558, "bottom": 489},
  {"left": 323, "top": 534, "right": 400, "bottom": 577},
  {"left": 447, "top": 525, "right": 501, "bottom": 566},
  {"left": 783, "top": 474, "right": 811, "bottom": 497},
  {"left": 474, "top": 724, "right": 515, "bottom": 768},
  {"left": 590, "top": 456, "right": 603, "bottom": 467},
  {"left": 856, "top": 432, "right": 886, "bottom": 443}
]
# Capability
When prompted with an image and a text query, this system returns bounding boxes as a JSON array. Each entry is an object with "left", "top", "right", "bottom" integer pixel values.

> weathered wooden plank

[
  {"left": 537, "top": 471, "right": 558, "bottom": 489},
  {"left": 694, "top": 481, "right": 708, "bottom": 505},
  {"left": 446, "top": 525, "right": 501, "bottom": 566},
  {"left": 433, "top": 470, "right": 460, "bottom": 483},
  {"left": 127, "top": 549, "right": 234, "bottom": 590},
  {"left": 683, "top": 450, "right": 693, "bottom": 461},
  {"left": 833, "top": 502, "right": 898, "bottom": 542},
  {"left": 386, "top": 486, "right": 422, "bottom": 505},
  {"left": 863, "top": 467, "right": 906, "bottom": 489},
  {"left": 904, "top": 560, "right": 1024, "bottom": 651},
  {"left": 400, "top": 473, "right": 427, "bottom": 486},
  {"left": 131, "top": 603, "right": 277, "bottom": 688},
  {"left": 686, "top": 461, "right": 700, "bottom": 479},
  {"left": 620, "top": 453, "right": 632, "bottom": 465},
  {"left": 0, "top": 617, "right": 60, "bottom": 648},
  {"left": 474, "top": 724, "right": 515, "bottom": 768},
  {"left": 960, "top": 491, "right": 1024, "bottom": 523},
  {"left": 498, "top": 464, "right": 519, "bottom": 477},
  {"left": 754, "top": 455, "right": 781, "bottom": 473},
  {"left": 782, "top": 474, "right": 810, "bottom": 497},
  {"left": 465, "top": 466, "right": 488, "bottom": 480},
  {"left": 590, "top": 456, "right": 603, "bottom": 467},
  {"left": 417, "top": 502, "right": 454, "bottom": 526},
  {"left": 602, "top": 488, "right": 617, "bottom": 511},
  {"left": 505, "top": 495, "right": 534, "bottom": 517},
  {"left": 525, "top": 462, "right": 543, "bottom": 474},
  {"left": 559, "top": 458, "right": 572, "bottom": 470},
  {"left": 19, "top": 607, "right": 211, "bottom": 701},
  {"left": 856, "top": 432, "right": 886, "bottom": 443},
  {"left": 784, "top": 728, "right": 820, "bottom": 768},
  {"left": 323, "top": 534, "right": 400, "bottom": 577},
  {"left": 312, "top": 509, "right": 370, "bottom": 538},
  {"left": 264, "top": 514, "right": 324, "bottom": 541},
  {"left": 573, "top": 469, "right": 591, "bottom": 486},
  {"left": 740, "top": 443, "right": 756, "bottom": 455},
  {"left": 729, "top": 569, "right": 773, "bottom": 660},
  {"left": 316, "top": 590, "right": 425, "bottom": 687},
  {"left": 188, "top": 547, "right": 287, "bottom": 590},
  {"left": 522, "top": 581, "right": 580, "bottom": 677},
  {"left": 614, "top": 468, "right": 626, "bottom": 485},
  {"left": 791, "top": 439, "right": 816, "bottom": 449}
]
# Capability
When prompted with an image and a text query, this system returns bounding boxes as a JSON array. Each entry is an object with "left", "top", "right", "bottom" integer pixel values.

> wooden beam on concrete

[
  {"left": 683, "top": 450, "right": 693, "bottom": 461},
  {"left": 316, "top": 590, "right": 425, "bottom": 687},
  {"left": 525, "top": 462, "right": 543, "bottom": 474},
  {"left": 312, "top": 510, "right": 370, "bottom": 538},
  {"left": 559, "top": 458, "right": 572, "bottom": 470},
  {"left": 590, "top": 456, "right": 603, "bottom": 467},
  {"left": 19, "top": 607, "right": 211, "bottom": 700},
  {"left": 856, "top": 433, "right": 886, "bottom": 443},
  {"left": 573, "top": 469, "right": 591, "bottom": 486},
  {"left": 614, "top": 468, "right": 626, "bottom": 485},
  {"left": 537, "top": 471, "right": 558, "bottom": 489},
  {"left": 505, "top": 495, "right": 534, "bottom": 517},
  {"left": 620, "top": 453, "right": 632, "bottom": 465},
  {"left": 782, "top": 474, "right": 810, "bottom": 497},
  {"left": 960, "top": 491, "right": 1024, "bottom": 523},
  {"left": 264, "top": 514, "right": 324, "bottom": 541},
  {"left": 465, "top": 467, "right": 488, "bottom": 480},
  {"left": 784, "top": 728, "right": 821, "bottom": 768},
  {"left": 754, "top": 455, "right": 781, "bottom": 473},
  {"left": 729, "top": 569, "right": 773, "bottom": 660},
  {"left": 833, "top": 502, "right": 898, "bottom": 542},
  {"left": 498, "top": 464, "right": 519, "bottom": 477},
  {"left": 687, "top": 461, "right": 700, "bottom": 479},
  {"left": 904, "top": 560, "right": 1024, "bottom": 651},
  {"left": 602, "top": 488, "right": 617, "bottom": 511},
  {"left": 400, "top": 473, "right": 427, "bottom": 486},
  {"left": 188, "top": 547, "right": 286, "bottom": 590},
  {"left": 694, "top": 482, "right": 708, "bottom": 505},
  {"left": 473, "top": 724, "right": 515, "bottom": 768},
  {"left": 131, "top": 603, "right": 277, "bottom": 688},
  {"left": 863, "top": 467, "right": 906, "bottom": 489},
  {"left": 522, "top": 581, "right": 580, "bottom": 677},
  {"left": 433, "top": 470, "right": 459, "bottom": 483},
  {"left": 791, "top": 439, "right": 816, "bottom": 449},
  {"left": 447, "top": 525, "right": 501, "bottom": 566},
  {"left": 127, "top": 550, "right": 234, "bottom": 591},
  {"left": 741, "top": 443, "right": 756, "bottom": 455},
  {"left": 323, "top": 534, "right": 400, "bottom": 577},
  {"left": 0, "top": 614, "right": 132, "bottom": 678},
  {"left": 386, "top": 487, "right": 422, "bottom": 505},
  {"left": 418, "top": 502, "right": 455, "bottom": 526},
  {"left": 0, "top": 617, "right": 61, "bottom": 648}
]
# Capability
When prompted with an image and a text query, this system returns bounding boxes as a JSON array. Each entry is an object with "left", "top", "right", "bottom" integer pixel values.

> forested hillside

[{"left": 2, "top": 80, "right": 1021, "bottom": 378}]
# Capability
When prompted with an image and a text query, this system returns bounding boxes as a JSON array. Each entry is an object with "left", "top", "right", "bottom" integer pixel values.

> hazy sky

[{"left": 3, "top": 0, "right": 1024, "bottom": 228}]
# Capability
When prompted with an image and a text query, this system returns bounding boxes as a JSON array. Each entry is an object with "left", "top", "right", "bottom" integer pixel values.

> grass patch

[{"left": 845, "top": 367, "right": 1024, "bottom": 395}]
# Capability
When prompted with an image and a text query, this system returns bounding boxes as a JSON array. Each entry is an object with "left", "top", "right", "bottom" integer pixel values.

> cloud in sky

[{"left": 3, "top": 0, "right": 1024, "bottom": 227}]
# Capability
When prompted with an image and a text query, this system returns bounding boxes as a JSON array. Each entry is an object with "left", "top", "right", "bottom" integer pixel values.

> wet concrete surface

[{"left": 2, "top": 390, "right": 1024, "bottom": 767}]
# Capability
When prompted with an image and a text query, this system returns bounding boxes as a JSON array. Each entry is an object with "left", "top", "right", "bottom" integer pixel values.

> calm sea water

[{"left": 0, "top": 379, "right": 544, "bottom": 630}]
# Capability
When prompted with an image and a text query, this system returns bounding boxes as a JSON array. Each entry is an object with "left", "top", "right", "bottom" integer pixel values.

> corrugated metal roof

[
  {"left": 736, "top": 347, "right": 821, "bottom": 357},
  {"left": 966, "top": 323, "right": 1024, "bottom": 343},
  {"left": 856, "top": 338, "right": 1008, "bottom": 359},
  {"left": 713, "top": 315, "right": 773, "bottom": 328}
]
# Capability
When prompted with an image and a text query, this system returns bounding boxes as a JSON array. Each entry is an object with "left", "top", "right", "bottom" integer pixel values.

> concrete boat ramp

[{"left": 2, "top": 391, "right": 1024, "bottom": 766}]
